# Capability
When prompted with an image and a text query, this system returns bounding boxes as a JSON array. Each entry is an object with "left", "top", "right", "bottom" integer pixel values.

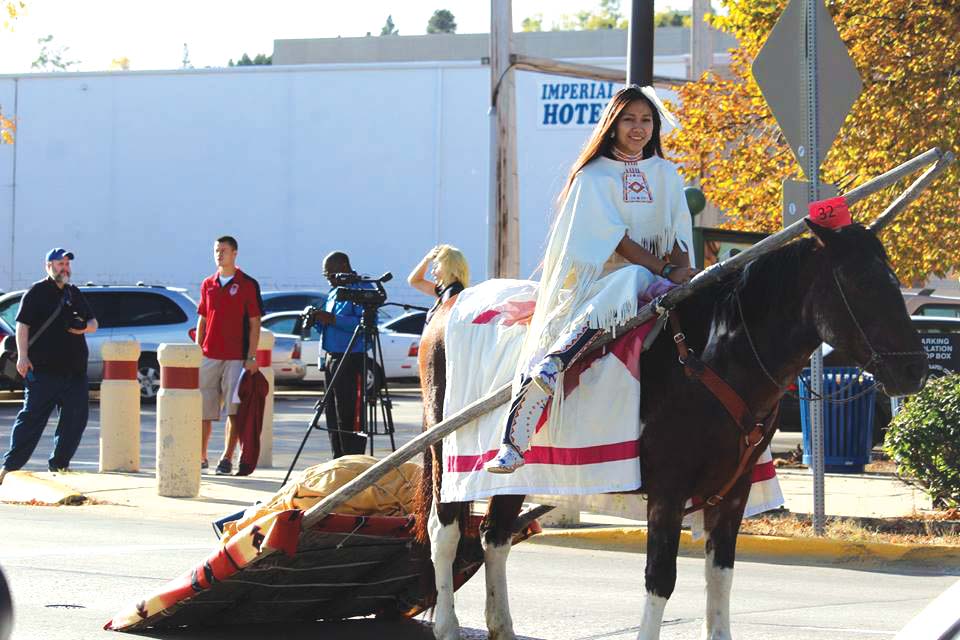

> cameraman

[
  {"left": 311, "top": 251, "right": 368, "bottom": 458},
  {"left": 0, "top": 249, "right": 97, "bottom": 484}
]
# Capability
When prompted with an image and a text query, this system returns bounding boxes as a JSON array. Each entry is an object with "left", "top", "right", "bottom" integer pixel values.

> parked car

[
  {"left": 902, "top": 288, "right": 960, "bottom": 318},
  {"left": 262, "top": 289, "right": 407, "bottom": 322},
  {"left": 778, "top": 315, "right": 960, "bottom": 443},
  {"left": 268, "top": 333, "right": 306, "bottom": 384},
  {"left": 261, "top": 312, "right": 324, "bottom": 384},
  {"left": 261, "top": 290, "right": 327, "bottom": 315},
  {"left": 261, "top": 308, "right": 424, "bottom": 385},
  {"left": 0, "top": 285, "right": 304, "bottom": 398}
]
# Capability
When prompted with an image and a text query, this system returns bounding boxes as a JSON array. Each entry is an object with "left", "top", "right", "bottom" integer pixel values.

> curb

[
  {"left": 531, "top": 526, "right": 960, "bottom": 569},
  {"left": 0, "top": 471, "right": 87, "bottom": 505}
]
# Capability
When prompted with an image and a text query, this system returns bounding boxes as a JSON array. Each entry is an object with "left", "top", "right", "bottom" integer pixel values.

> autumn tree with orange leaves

[
  {"left": 1, "top": 1, "right": 26, "bottom": 143},
  {"left": 664, "top": 0, "right": 959, "bottom": 284}
]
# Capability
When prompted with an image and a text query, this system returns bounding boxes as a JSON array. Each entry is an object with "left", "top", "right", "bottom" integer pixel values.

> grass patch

[{"left": 741, "top": 511, "right": 960, "bottom": 547}]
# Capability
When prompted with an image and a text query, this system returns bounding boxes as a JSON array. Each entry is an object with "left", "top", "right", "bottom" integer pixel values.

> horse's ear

[{"left": 805, "top": 219, "right": 836, "bottom": 248}]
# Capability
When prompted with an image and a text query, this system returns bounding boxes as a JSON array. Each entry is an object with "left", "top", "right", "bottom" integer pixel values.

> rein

[
  {"left": 734, "top": 268, "right": 924, "bottom": 404},
  {"left": 668, "top": 312, "right": 780, "bottom": 517}
]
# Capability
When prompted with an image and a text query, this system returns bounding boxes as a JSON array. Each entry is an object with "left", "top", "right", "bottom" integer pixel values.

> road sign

[
  {"left": 782, "top": 179, "right": 838, "bottom": 227},
  {"left": 752, "top": 0, "right": 862, "bottom": 176}
]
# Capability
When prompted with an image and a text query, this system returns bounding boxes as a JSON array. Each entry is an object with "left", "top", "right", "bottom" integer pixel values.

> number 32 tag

[{"left": 807, "top": 196, "right": 852, "bottom": 229}]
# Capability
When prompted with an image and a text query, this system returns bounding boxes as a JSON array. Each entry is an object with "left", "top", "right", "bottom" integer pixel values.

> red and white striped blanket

[{"left": 439, "top": 278, "right": 783, "bottom": 519}]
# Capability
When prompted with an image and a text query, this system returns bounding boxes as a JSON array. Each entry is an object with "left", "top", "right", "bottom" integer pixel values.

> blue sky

[{"left": 0, "top": 1, "right": 692, "bottom": 73}]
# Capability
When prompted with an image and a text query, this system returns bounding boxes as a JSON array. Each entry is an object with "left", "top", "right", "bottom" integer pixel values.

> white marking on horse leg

[
  {"left": 700, "top": 548, "right": 734, "bottom": 640},
  {"left": 428, "top": 502, "right": 461, "bottom": 640},
  {"left": 636, "top": 592, "right": 668, "bottom": 640},
  {"left": 481, "top": 537, "right": 516, "bottom": 640}
]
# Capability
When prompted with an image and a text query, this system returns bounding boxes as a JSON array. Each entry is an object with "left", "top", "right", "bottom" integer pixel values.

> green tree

[
  {"left": 532, "top": 0, "right": 627, "bottom": 31},
  {"left": 427, "top": 9, "right": 456, "bottom": 34},
  {"left": 228, "top": 53, "right": 272, "bottom": 67},
  {"left": 31, "top": 34, "right": 78, "bottom": 71},
  {"left": 1, "top": 1, "right": 26, "bottom": 144},
  {"left": 521, "top": 13, "right": 543, "bottom": 32},
  {"left": 655, "top": 9, "right": 692, "bottom": 27},
  {"left": 380, "top": 14, "right": 398, "bottom": 36},
  {"left": 666, "top": 0, "right": 960, "bottom": 283}
]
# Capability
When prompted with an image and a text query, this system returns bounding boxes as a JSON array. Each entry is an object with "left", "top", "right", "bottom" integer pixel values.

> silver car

[{"left": 0, "top": 285, "right": 304, "bottom": 399}]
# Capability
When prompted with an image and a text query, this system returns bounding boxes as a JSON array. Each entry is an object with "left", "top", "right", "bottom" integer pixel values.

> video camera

[
  {"left": 329, "top": 272, "right": 392, "bottom": 308},
  {"left": 295, "top": 272, "right": 393, "bottom": 338}
]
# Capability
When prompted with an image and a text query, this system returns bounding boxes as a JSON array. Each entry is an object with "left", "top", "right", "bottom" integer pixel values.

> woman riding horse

[{"left": 486, "top": 85, "right": 698, "bottom": 473}]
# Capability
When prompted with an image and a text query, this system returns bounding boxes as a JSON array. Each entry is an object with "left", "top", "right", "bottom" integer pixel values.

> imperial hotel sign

[{"left": 538, "top": 81, "right": 622, "bottom": 128}]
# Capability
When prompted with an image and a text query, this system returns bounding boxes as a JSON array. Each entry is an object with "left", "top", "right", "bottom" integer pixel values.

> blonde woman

[{"left": 407, "top": 244, "right": 470, "bottom": 324}]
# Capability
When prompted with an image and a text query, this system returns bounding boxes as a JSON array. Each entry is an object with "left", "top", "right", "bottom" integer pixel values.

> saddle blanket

[{"left": 439, "top": 277, "right": 783, "bottom": 519}]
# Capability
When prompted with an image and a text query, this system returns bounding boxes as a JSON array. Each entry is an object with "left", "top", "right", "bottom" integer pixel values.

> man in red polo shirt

[{"left": 196, "top": 235, "right": 264, "bottom": 475}]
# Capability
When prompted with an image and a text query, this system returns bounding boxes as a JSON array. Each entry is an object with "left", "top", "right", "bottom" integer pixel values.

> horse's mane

[{"left": 681, "top": 223, "right": 888, "bottom": 336}]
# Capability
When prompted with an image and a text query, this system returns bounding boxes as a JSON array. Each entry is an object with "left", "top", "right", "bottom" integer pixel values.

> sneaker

[
  {"left": 48, "top": 464, "right": 69, "bottom": 473},
  {"left": 530, "top": 356, "right": 562, "bottom": 396},
  {"left": 201, "top": 459, "right": 209, "bottom": 470},
  {"left": 215, "top": 459, "right": 232, "bottom": 475},
  {"left": 484, "top": 443, "right": 525, "bottom": 474}
]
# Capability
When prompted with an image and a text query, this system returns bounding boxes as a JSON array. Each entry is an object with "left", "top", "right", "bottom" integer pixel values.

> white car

[{"left": 260, "top": 310, "right": 424, "bottom": 385}]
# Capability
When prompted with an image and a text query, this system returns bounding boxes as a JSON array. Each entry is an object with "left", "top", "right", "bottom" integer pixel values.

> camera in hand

[{"left": 65, "top": 311, "right": 87, "bottom": 331}]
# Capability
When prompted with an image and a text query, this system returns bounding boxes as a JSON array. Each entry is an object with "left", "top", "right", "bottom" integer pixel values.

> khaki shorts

[{"left": 200, "top": 357, "right": 244, "bottom": 421}]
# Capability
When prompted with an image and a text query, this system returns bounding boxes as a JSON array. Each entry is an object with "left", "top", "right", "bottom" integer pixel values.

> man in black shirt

[{"left": 0, "top": 248, "right": 98, "bottom": 484}]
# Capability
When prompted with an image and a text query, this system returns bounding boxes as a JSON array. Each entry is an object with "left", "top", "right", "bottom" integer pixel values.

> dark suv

[{"left": 0, "top": 285, "right": 198, "bottom": 400}]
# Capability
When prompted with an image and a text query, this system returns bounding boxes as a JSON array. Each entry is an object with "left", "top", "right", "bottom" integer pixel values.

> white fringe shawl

[{"left": 516, "top": 156, "right": 690, "bottom": 375}]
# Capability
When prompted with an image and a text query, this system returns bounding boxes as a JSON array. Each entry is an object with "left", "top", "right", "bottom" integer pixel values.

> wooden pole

[
  {"left": 299, "top": 147, "right": 949, "bottom": 528},
  {"left": 690, "top": 0, "right": 713, "bottom": 79},
  {"left": 489, "top": 0, "right": 519, "bottom": 279},
  {"left": 510, "top": 55, "right": 693, "bottom": 87}
]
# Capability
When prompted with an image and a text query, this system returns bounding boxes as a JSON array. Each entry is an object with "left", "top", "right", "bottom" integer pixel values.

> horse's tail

[
  {"left": 413, "top": 441, "right": 438, "bottom": 545},
  {"left": 412, "top": 296, "right": 470, "bottom": 545}
]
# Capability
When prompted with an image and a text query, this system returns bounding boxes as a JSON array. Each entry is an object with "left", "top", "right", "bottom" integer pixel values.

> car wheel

[
  {"left": 138, "top": 355, "right": 161, "bottom": 402},
  {"left": 364, "top": 359, "right": 384, "bottom": 398}
]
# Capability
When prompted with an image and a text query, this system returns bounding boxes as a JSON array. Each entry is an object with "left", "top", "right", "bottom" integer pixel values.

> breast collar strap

[{"left": 668, "top": 311, "right": 780, "bottom": 516}]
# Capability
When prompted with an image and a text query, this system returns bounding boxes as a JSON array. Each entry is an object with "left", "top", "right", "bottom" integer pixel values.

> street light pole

[{"left": 627, "top": 0, "right": 655, "bottom": 86}]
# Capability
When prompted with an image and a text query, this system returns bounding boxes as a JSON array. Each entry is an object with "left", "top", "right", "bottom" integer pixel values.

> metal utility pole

[
  {"left": 488, "top": 0, "right": 520, "bottom": 279},
  {"left": 803, "top": 0, "right": 827, "bottom": 537},
  {"left": 754, "top": 0, "right": 863, "bottom": 537},
  {"left": 627, "top": 0, "right": 655, "bottom": 86}
]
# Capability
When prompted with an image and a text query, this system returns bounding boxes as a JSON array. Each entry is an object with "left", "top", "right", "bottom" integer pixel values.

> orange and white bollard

[
  {"left": 99, "top": 341, "right": 142, "bottom": 472},
  {"left": 156, "top": 344, "right": 202, "bottom": 498},
  {"left": 257, "top": 328, "right": 275, "bottom": 468}
]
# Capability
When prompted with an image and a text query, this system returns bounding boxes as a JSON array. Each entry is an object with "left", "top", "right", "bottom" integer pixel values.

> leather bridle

[{"left": 735, "top": 266, "right": 926, "bottom": 401}]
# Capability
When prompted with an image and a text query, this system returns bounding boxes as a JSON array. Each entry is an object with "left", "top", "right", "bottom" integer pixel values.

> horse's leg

[
  {"left": 701, "top": 478, "right": 750, "bottom": 640},
  {"left": 429, "top": 499, "right": 464, "bottom": 640},
  {"left": 481, "top": 494, "right": 525, "bottom": 640},
  {"left": 637, "top": 493, "right": 685, "bottom": 640}
]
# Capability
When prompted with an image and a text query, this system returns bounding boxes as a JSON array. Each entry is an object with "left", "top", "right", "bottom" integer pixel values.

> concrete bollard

[
  {"left": 156, "top": 343, "right": 202, "bottom": 498},
  {"left": 256, "top": 329, "right": 275, "bottom": 468},
  {"left": 99, "top": 341, "right": 142, "bottom": 472}
]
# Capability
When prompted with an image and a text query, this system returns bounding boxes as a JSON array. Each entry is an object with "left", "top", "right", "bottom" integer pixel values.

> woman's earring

[{"left": 609, "top": 130, "right": 615, "bottom": 139}]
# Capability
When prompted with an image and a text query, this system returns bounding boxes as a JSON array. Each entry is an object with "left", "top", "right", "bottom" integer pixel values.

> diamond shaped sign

[{"left": 752, "top": 0, "right": 863, "bottom": 177}]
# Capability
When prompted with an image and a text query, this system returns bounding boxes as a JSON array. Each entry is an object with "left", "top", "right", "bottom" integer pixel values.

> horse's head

[{"left": 804, "top": 221, "right": 927, "bottom": 396}]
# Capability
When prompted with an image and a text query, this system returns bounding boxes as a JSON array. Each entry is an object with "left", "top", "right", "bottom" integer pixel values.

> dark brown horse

[{"left": 416, "top": 222, "right": 927, "bottom": 640}]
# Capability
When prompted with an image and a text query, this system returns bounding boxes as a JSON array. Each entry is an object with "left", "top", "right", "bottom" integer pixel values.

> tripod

[{"left": 283, "top": 301, "right": 396, "bottom": 486}]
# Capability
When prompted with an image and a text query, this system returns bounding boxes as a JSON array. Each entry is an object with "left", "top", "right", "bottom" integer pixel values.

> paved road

[{"left": 0, "top": 504, "right": 955, "bottom": 640}]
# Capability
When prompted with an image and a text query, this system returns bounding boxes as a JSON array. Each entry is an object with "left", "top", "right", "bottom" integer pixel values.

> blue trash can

[{"left": 798, "top": 367, "right": 877, "bottom": 473}]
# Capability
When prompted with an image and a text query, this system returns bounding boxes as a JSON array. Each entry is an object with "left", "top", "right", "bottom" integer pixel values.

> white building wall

[{"left": 0, "top": 58, "right": 688, "bottom": 302}]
